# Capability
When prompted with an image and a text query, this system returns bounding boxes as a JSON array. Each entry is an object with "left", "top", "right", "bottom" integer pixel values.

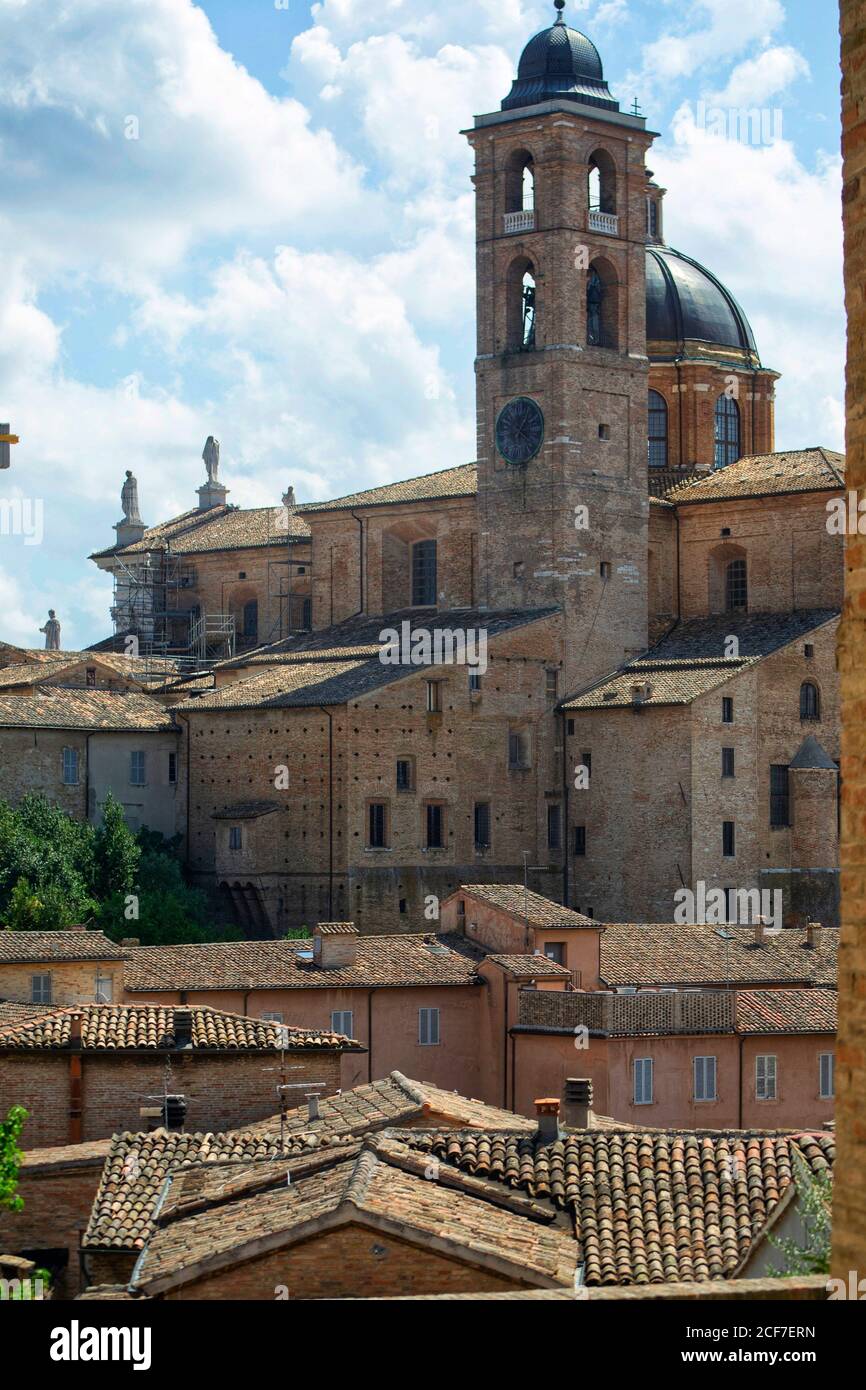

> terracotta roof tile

[
  {"left": 599, "top": 924, "right": 838, "bottom": 988},
  {"left": 460, "top": 885, "right": 595, "bottom": 929},
  {"left": 124, "top": 933, "right": 485, "bottom": 992},
  {"left": 300, "top": 463, "right": 478, "bottom": 514},
  {"left": 91, "top": 504, "right": 310, "bottom": 560},
  {"left": 0, "top": 1003, "right": 359, "bottom": 1052},
  {"left": 665, "top": 448, "right": 844, "bottom": 505},
  {"left": 0, "top": 930, "right": 127, "bottom": 963},
  {"left": 735, "top": 988, "right": 837, "bottom": 1033},
  {"left": 486, "top": 955, "right": 573, "bottom": 979},
  {"left": 0, "top": 690, "right": 178, "bottom": 732}
]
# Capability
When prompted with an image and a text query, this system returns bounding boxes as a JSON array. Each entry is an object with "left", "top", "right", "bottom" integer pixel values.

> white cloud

[
  {"left": 708, "top": 46, "right": 810, "bottom": 107},
  {"left": 637, "top": 0, "right": 785, "bottom": 88}
]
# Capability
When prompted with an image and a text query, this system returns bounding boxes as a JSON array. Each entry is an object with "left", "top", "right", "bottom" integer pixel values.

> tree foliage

[
  {"left": 769, "top": 1152, "right": 833, "bottom": 1276},
  {"left": 0, "top": 795, "right": 240, "bottom": 945},
  {"left": 0, "top": 1105, "right": 27, "bottom": 1212}
]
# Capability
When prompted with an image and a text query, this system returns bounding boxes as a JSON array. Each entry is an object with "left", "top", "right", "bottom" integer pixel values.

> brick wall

[
  {"left": 0, "top": 1050, "right": 341, "bottom": 1147},
  {"left": 0, "top": 1143, "right": 107, "bottom": 1297},
  {"left": 834, "top": 0, "right": 866, "bottom": 1283},
  {"left": 0, "top": 959, "right": 124, "bottom": 1008},
  {"left": 160, "top": 1221, "right": 534, "bottom": 1300}
]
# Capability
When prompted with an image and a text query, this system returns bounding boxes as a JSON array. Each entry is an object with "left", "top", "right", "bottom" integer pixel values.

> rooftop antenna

[{"left": 262, "top": 1024, "right": 328, "bottom": 1157}]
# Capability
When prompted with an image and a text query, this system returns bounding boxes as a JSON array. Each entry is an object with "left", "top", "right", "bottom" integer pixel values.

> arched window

[
  {"left": 586, "top": 259, "right": 618, "bottom": 350},
  {"left": 800, "top": 682, "right": 820, "bottom": 721},
  {"left": 587, "top": 148, "right": 616, "bottom": 213},
  {"left": 506, "top": 256, "right": 537, "bottom": 351},
  {"left": 648, "top": 390, "right": 668, "bottom": 468},
  {"left": 726, "top": 558, "right": 748, "bottom": 612},
  {"left": 506, "top": 150, "right": 535, "bottom": 214},
  {"left": 412, "top": 540, "right": 437, "bottom": 607},
  {"left": 714, "top": 394, "right": 741, "bottom": 470}
]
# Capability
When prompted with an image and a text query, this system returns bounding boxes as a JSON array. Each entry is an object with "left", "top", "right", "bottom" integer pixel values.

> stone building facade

[{"left": 74, "top": 6, "right": 844, "bottom": 936}]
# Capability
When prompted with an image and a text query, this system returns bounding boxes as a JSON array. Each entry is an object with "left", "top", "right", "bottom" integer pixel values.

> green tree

[
  {"left": 92, "top": 792, "right": 140, "bottom": 899},
  {"left": 0, "top": 1105, "right": 27, "bottom": 1212},
  {"left": 770, "top": 1153, "right": 833, "bottom": 1276}
]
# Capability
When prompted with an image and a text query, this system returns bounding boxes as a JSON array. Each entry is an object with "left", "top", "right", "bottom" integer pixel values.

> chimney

[
  {"left": 69, "top": 1012, "right": 82, "bottom": 1046},
  {"left": 806, "top": 919, "right": 821, "bottom": 949},
  {"left": 562, "top": 1078, "right": 594, "bottom": 1129},
  {"left": 534, "top": 1098, "right": 561, "bottom": 1143},
  {"left": 306, "top": 1093, "right": 320, "bottom": 1122},
  {"left": 173, "top": 1009, "right": 193, "bottom": 1048},
  {"left": 754, "top": 917, "right": 766, "bottom": 946},
  {"left": 313, "top": 922, "right": 359, "bottom": 969}
]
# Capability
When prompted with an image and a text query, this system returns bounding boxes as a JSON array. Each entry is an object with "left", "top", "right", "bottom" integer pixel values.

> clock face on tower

[{"left": 495, "top": 396, "right": 545, "bottom": 466}]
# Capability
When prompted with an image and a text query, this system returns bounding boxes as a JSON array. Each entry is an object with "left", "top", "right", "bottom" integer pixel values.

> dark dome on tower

[
  {"left": 502, "top": 1, "right": 619, "bottom": 112},
  {"left": 646, "top": 246, "right": 761, "bottom": 367}
]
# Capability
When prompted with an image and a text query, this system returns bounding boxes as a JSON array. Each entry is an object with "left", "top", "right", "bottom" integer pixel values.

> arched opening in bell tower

[
  {"left": 587, "top": 147, "right": 617, "bottom": 214},
  {"left": 506, "top": 149, "right": 536, "bottom": 213},
  {"left": 506, "top": 255, "right": 538, "bottom": 351},
  {"left": 586, "top": 257, "right": 619, "bottom": 349}
]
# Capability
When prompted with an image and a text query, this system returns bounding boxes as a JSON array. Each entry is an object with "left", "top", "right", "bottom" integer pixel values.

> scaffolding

[{"left": 109, "top": 544, "right": 235, "bottom": 676}]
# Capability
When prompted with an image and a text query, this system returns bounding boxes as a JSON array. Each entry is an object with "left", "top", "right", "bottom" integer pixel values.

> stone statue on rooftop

[
  {"left": 40, "top": 610, "right": 61, "bottom": 651},
  {"left": 120, "top": 470, "right": 142, "bottom": 525},
  {"left": 203, "top": 436, "right": 220, "bottom": 484}
]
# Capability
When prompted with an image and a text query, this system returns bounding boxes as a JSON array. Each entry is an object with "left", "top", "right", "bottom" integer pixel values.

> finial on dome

[{"left": 554, "top": 0, "right": 566, "bottom": 20}]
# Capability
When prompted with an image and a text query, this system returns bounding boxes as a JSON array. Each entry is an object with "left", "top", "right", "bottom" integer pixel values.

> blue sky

[{"left": 0, "top": 0, "right": 845, "bottom": 648}]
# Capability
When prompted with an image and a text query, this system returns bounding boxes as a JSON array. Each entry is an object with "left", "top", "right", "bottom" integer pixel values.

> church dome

[
  {"left": 646, "top": 246, "right": 760, "bottom": 367},
  {"left": 502, "top": 1, "right": 618, "bottom": 112}
]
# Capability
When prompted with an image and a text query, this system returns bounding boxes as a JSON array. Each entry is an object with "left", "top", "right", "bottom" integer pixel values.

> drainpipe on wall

[
  {"left": 367, "top": 988, "right": 375, "bottom": 1083},
  {"left": 738, "top": 1030, "right": 744, "bottom": 1129},
  {"left": 84, "top": 732, "right": 92, "bottom": 823},
  {"left": 69, "top": 1014, "right": 83, "bottom": 1144},
  {"left": 502, "top": 976, "right": 510, "bottom": 1109},
  {"left": 560, "top": 709, "right": 570, "bottom": 907},
  {"left": 319, "top": 706, "right": 334, "bottom": 921},
  {"left": 350, "top": 511, "right": 365, "bottom": 617}
]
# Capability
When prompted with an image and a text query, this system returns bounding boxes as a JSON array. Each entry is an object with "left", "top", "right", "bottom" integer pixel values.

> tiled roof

[
  {"left": 185, "top": 608, "right": 557, "bottom": 706},
  {"left": 84, "top": 1072, "right": 534, "bottom": 1251},
  {"left": 486, "top": 955, "right": 573, "bottom": 979},
  {"left": 665, "top": 448, "right": 844, "bottom": 505},
  {"left": 91, "top": 504, "right": 310, "bottom": 560},
  {"left": 237, "top": 1071, "right": 538, "bottom": 1142},
  {"left": 562, "top": 610, "right": 839, "bottom": 711},
  {"left": 735, "top": 988, "right": 837, "bottom": 1034},
  {"left": 643, "top": 610, "right": 839, "bottom": 662},
  {"left": 405, "top": 1129, "right": 835, "bottom": 1285},
  {"left": 648, "top": 467, "right": 702, "bottom": 498},
  {"left": 459, "top": 885, "right": 595, "bottom": 930},
  {"left": 0, "top": 1004, "right": 359, "bottom": 1052},
  {"left": 0, "top": 930, "right": 127, "bottom": 963},
  {"left": 599, "top": 924, "right": 838, "bottom": 988},
  {"left": 0, "top": 661, "right": 72, "bottom": 689},
  {"left": 562, "top": 657, "right": 754, "bottom": 710},
  {"left": 300, "top": 463, "right": 478, "bottom": 514},
  {"left": 0, "top": 1000, "right": 53, "bottom": 1027},
  {"left": 0, "top": 690, "right": 178, "bottom": 732},
  {"left": 124, "top": 933, "right": 485, "bottom": 992},
  {"left": 128, "top": 1133, "right": 579, "bottom": 1295}
]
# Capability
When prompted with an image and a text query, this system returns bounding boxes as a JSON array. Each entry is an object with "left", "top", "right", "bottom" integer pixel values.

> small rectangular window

[
  {"left": 722, "top": 821, "right": 735, "bottom": 858},
  {"left": 544, "top": 942, "right": 565, "bottom": 965},
  {"left": 694, "top": 1055, "right": 717, "bottom": 1102},
  {"left": 634, "top": 1058, "right": 653, "bottom": 1106},
  {"left": 474, "top": 802, "right": 491, "bottom": 851},
  {"left": 566, "top": 718, "right": 575, "bottom": 736},
  {"left": 600, "top": 561, "right": 611, "bottom": 581},
  {"left": 819, "top": 1052, "right": 835, "bottom": 1099},
  {"left": 95, "top": 973, "right": 113, "bottom": 1004},
  {"left": 582, "top": 750, "right": 592, "bottom": 778},
  {"left": 412, "top": 539, "right": 437, "bottom": 607},
  {"left": 261, "top": 1011, "right": 284, "bottom": 1023},
  {"left": 770, "top": 765, "right": 790, "bottom": 828},
  {"left": 722, "top": 697, "right": 734, "bottom": 725},
  {"left": 396, "top": 759, "right": 413, "bottom": 791},
  {"left": 419, "top": 1007, "right": 441, "bottom": 1046},
  {"left": 425, "top": 803, "right": 444, "bottom": 849},
  {"left": 368, "top": 802, "right": 388, "bottom": 849},
  {"left": 229, "top": 826, "right": 243, "bottom": 852},
  {"left": 546, "top": 669, "right": 559, "bottom": 702},
  {"left": 469, "top": 671, "right": 482, "bottom": 693},
  {"left": 755, "top": 1054, "right": 777, "bottom": 1101},
  {"left": 62, "top": 747, "right": 79, "bottom": 786},
  {"left": 168, "top": 752, "right": 177, "bottom": 785},
  {"left": 31, "top": 974, "right": 52, "bottom": 1006},
  {"left": 509, "top": 729, "right": 530, "bottom": 769},
  {"left": 547, "top": 804, "right": 562, "bottom": 850},
  {"left": 573, "top": 825, "right": 586, "bottom": 857},
  {"left": 722, "top": 747, "right": 735, "bottom": 778},
  {"left": 85, "top": 667, "right": 97, "bottom": 688},
  {"left": 130, "top": 750, "right": 146, "bottom": 786},
  {"left": 331, "top": 1010, "right": 354, "bottom": 1037},
  {"left": 426, "top": 681, "right": 442, "bottom": 714}
]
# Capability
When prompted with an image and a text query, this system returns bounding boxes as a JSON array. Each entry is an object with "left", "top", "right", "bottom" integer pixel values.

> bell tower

[{"left": 465, "top": 0, "right": 657, "bottom": 686}]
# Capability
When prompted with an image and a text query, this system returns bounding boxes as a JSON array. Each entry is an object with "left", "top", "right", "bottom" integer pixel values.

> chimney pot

[
  {"left": 307, "top": 1093, "right": 320, "bottom": 1121},
  {"left": 534, "top": 1097, "right": 561, "bottom": 1142},
  {"left": 563, "top": 1077, "right": 594, "bottom": 1129},
  {"left": 806, "top": 920, "right": 821, "bottom": 948},
  {"left": 754, "top": 917, "right": 766, "bottom": 946}
]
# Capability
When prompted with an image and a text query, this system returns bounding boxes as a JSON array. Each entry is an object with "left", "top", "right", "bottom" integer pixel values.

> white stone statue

[
  {"left": 203, "top": 437, "right": 220, "bottom": 484},
  {"left": 40, "top": 610, "right": 61, "bottom": 651},
  {"left": 120, "top": 470, "right": 142, "bottom": 524}
]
